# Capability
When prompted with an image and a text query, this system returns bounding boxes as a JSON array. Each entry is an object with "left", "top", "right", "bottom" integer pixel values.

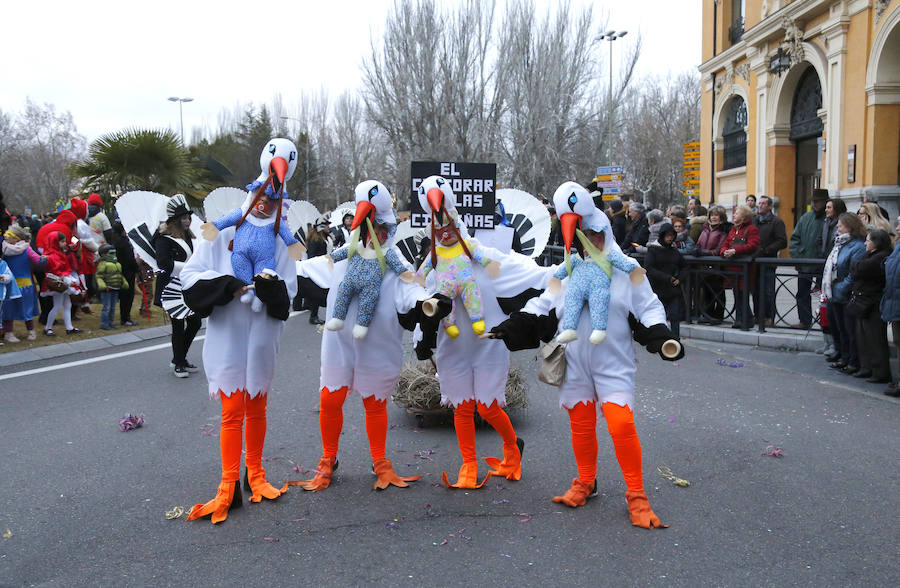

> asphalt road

[{"left": 1, "top": 315, "right": 898, "bottom": 587}]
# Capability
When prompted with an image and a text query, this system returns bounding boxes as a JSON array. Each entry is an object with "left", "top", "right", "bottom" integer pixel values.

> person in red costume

[{"left": 39, "top": 231, "right": 83, "bottom": 335}]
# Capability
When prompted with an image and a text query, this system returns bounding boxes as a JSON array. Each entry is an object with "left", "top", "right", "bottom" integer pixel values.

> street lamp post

[
  {"left": 280, "top": 116, "right": 312, "bottom": 202},
  {"left": 597, "top": 30, "right": 627, "bottom": 163},
  {"left": 167, "top": 97, "right": 194, "bottom": 145}
]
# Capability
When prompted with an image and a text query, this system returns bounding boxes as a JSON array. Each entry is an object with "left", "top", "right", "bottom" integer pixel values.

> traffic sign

[
  {"left": 683, "top": 181, "right": 700, "bottom": 188},
  {"left": 597, "top": 165, "right": 623, "bottom": 175},
  {"left": 596, "top": 174, "right": 622, "bottom": 182},
  {"left": 683, "top": 150, "right": 700, "bottom": 159},
  {"left": 683, "top": 189, "right": 700, "bottom": 196},
  {"left": 682, "top": 141, "right": 700, "bottom": 150},
  {"left": 602, "top": 187, "right": 621, "bottom": 195},
  {"left": 683, "top": 170, "right": 701, "bottom": 178},
  {"left": 597, "top": 181, "right": 622, "bottom": 189}
]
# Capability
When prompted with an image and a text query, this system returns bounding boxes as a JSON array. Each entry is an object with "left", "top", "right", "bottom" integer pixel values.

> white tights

[{"left": 46, "top": 292, "right": 73, "bottom": 331}]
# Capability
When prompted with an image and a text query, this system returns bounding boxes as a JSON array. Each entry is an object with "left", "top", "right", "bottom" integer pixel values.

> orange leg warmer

[
  {"left": 362, "top": 395, "right": 388, "bottom": 461},
  {"left": 478, "top": 400, "right": 523, "bottom": 480},
  {"left": 569, "top": 401, "right": 599, "bottom": 485},
  {"left": 319, "top": 386, "right": 349, "bottom": 458},
  {"left": 600, "top": 402, "right": 643, "bottom": 492},
  {"left": 244, "top": 393, "right": 287, "bottom": 502}
]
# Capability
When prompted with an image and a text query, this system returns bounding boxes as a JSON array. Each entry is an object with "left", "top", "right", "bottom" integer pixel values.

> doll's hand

[
  {"left": 629, "top": 266, "right": 646, "bottom": 285},
  {"left": 486, "top": 260, "right": 501, "bottom": 279},
  {"left": 398, "top": 271, "right": 420, "bottom": 285},
  {"left": 547, "top": 276, "right": 562, "bottom": 294},
  {"left": 200, "top": 222, "right": 219, "bottom": 242},
  {"left": 288, "top": 241, "right": 306, "bottom": 260}
]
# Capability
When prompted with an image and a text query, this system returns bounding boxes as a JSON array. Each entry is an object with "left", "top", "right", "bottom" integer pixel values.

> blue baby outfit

[
  {"left": 555, "top": 247, "right": 638, "bottom": 332},
  {"left": 213, "top": 207, "right": 298, "bottom": 284},
  {"left": 330, "top": 246, "right": 408, "bottom": 327}
]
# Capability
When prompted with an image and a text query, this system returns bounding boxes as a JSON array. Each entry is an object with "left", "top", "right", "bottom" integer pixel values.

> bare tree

[{"left": 0, "top": 99, "right": 86, "bottom": 213}]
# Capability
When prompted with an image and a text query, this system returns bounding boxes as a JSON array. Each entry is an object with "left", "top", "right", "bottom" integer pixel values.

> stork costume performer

[
  {"left": 325, "top": 181, "right": 417, "bottom": 339},
  {"left": 489, "top": 182, "right": 682, "bottom": 528},
  {"left": 416, "top": 175, "right": 553, "bottom": 489},
  {"left": 293, "top": 180, "right": 429, "bottom": 492},
  {"left": 200, "top": 138, "right": 305, "bottom": 313},
  {"left": 180, "top": 142, "right": 300, "bottom": 524}
]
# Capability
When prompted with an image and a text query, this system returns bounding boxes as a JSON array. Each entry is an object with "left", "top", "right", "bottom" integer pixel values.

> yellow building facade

[{"left": 699, "top": 0, "right": 900, "bottom": 228}]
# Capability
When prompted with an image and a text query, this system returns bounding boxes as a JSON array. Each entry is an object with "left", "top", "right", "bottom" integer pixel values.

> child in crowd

[
  {"left": 96, "top": 244, "right": 129, "bottom": 330},
  {"left": 2, "top": 225, "right": 44, "bottom": 341},
  {"left": 40, "top": 231, "right": 81, "bottom": 336},
  {"left": 671, "top": 217, "right": 696, "bottom": 256},
  {"left": 644, "top": 223, "right": 685, "bottom": 337}
]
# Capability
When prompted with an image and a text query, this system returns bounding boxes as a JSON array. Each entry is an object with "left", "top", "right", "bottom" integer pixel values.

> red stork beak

[
  {"left": 426, "top": 188, "right": 445, "bottom": 219},
  {"left": 559, "top": 212, "right": 581, "bottom": 252},
  {"left": 351, "top": 200, "right": 376, "bottom": 231},
  {"left": 269, "top": 157, "right": 288, "bottom": 196}
]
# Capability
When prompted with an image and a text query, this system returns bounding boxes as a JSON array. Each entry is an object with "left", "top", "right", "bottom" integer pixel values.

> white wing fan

[
  {"left": 203, "top": 187, "right": 247, "bottom": 222},
  {"left": 496, "top": 188, "right": 551, "bottom": 258},
  {"left": 392, "top": 220, "right": 424, "bottom": 267},
  {"left": 114, "top": 191, "right": 168, "bottom": 271},
  {"left": 287, "top": 200, "right": 321, "bottom": 247}
]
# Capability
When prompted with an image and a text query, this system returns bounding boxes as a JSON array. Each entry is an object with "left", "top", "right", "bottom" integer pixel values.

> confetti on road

[
  {"left": 657, "top": 466, "right": 691, "bottom": 487},
  {"left": 2, "top": 527, "right": 11, "bottom": 539},
  {"left": 517, "top": 513, "right": 532, "bottom": 522},
  {"left": 200, "top": 423, "right": 218, "bottom": 437},
  {"left": 264, "top": 537, "right": 280, "bottom": 542},
  {"left": 762, "top": 445, "right": 784, "bottom": 457},
  {"left": 715, "top": 359, "right": 745, "bottom": 368},
  {"left": 492, "top": 499, "right": 509, "bottom": 505},
  {"left": 165, "top": 506, "right": 185, "bottom": 520},
  {"left": 119, "top": 413, "right": 144, "bottom": 432}
]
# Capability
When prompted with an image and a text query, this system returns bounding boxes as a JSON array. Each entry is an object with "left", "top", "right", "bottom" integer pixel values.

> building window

[
  {"left": 729, "top": 0, "right": 745, "bottom": 44},
  {"left": 790, "top": 67, "right": 824, "bottom": 141},
  {"left": 723, "top": 97, "right": 748, "bottom": 170}
]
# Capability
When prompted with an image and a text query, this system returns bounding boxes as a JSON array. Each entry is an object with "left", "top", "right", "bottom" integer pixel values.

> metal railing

[{"left": 537, "top": 245, "right": 826, "bottom": 333}]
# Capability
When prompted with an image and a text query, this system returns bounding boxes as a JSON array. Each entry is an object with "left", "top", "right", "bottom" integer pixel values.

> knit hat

[
  {"left": 5, "top": 225, "right": 28, "bottom": 241},
  {"left": 87, "top": 193, "right": 103, "bottom": 206},
  {"left": 99, "top": 243, "right": 115, "bottom": 256},
  {"left": 166, "top": 194, "right": 190, "bottom": 220}
]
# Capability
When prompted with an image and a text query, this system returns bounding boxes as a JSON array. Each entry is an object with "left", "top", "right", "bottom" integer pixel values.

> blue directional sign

[{"left": 597, "top": 165, "right": 623, "bottom": 175}]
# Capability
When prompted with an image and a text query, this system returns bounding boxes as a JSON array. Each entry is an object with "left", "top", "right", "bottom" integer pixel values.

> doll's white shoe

[
  {"left": 352, "top": 324, "right": 369, "bottom": 339},
  {"left": 251, "top": 296, "right": 264, "bottom": 313},
  {"left": 240, "top": 290, "right": 255, "bottom": 304},
  {"left": 325, "top": 318, "right": 344, "bottom": 331},
  {"left": 557, "top": 329, "right": 578, "bottom": 343},
  {"left": 589, "top": 329, "right": 607, "bottom": 344}
]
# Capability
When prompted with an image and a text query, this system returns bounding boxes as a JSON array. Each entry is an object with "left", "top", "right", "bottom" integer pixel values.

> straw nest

[{"left": 393, "top": 360, "right": 528, "bottom": 411}]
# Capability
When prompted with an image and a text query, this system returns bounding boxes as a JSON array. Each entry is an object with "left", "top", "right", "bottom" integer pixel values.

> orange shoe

[
  {"left": 244, "top": 468, "right": 288, "bottom": 502},
  {"left": 372, "top": 458, "right": 422, "bottom": 490},
  {"left": 625, "top": 490, "right": 668, "bottom": 529},
  {"left": 441, "top": 462, "right": 491, "bottom": 489},
  {"left": 483, "top": 438, "right": 525, "bottom": 481},
  {"left": 287, "top": 457, "right": 338, "bottom": 492},
  {"left": 551, "top": 478, "right": 598, "bottom": 508},
  {"left": 187, "top": 481, "right": 242, "bottom": 524}
]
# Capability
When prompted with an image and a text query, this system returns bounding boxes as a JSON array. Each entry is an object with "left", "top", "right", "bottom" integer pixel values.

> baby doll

[
  {"left": 326, "top": 181, "right": 416, "bottom": 339},
  {"left": 201, "top": 139, "right": 305, "bottom": 311},
  {"left": 549, "top": 182, "right": 645, "bottom": 344},
  {"left": 415, "top": 175, "right": 500, "bottom": 338}
]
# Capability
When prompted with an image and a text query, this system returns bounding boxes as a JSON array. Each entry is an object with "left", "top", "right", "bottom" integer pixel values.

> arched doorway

[{"left": 791, "top": 66, "right": 823, "bottom": 224}]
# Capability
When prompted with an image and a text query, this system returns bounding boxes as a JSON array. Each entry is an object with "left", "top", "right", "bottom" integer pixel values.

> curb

[
  {"left": 0, "top": 325, "right": 174, "bottom": 368},
  {"left": 681, "top": 323, "right": 822, "bottom": 352}
]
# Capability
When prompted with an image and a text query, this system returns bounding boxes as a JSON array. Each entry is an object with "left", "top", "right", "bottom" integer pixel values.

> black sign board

[{"left": 409, "top": 161, "right": 497, "bottom": 229}]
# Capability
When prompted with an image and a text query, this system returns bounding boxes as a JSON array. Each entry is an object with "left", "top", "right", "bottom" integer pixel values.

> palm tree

[{"left": 69, "top": 128, "right": 214, "bottom": 199}]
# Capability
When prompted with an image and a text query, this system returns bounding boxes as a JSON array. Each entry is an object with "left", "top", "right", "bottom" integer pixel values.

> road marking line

[{"left": 0, "top": 310, "right": 306, "bottom": 381}]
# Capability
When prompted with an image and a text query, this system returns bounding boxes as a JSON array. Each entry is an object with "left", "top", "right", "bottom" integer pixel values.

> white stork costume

[
  {"left": 180, "top": 140, "right": 300, "bottom": 524},
  {"left": 489, "top": 182, "right": 682, "bottom": 528},
  {"left": 415, "top": 175, "right": 553, "bottom": 489},
  {"left": 292, "top": 181, "right": 428, "bottom": 492}
]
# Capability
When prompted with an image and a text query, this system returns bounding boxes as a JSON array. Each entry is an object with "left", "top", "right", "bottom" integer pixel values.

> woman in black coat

[
  {"left": 607, "top": 200, "right": 628, "bottom": 246},
  {"left": 643, "top": 223, "right": 685, "bottom": 337},
  {"left": 849, "top": 229, "right": 892, "bottom": 383},
  {"left": 112, "top": 221, "right": 138, "bottom": 326}
]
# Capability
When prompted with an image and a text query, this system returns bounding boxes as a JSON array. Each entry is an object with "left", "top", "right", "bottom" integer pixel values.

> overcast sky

[{"left": 0, "top": 0, "right": 701, "bottom": 143}]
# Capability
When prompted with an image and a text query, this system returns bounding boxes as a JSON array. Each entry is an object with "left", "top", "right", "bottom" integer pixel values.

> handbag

[
  {"left": 44, "top": 275, "right": 68, "bottom": 293},
  {"left": 845, "top": 291, "right": 875, "bottom": 318},
  {"left": 537, "top": 340, "right": 567, "bottom": 387}
]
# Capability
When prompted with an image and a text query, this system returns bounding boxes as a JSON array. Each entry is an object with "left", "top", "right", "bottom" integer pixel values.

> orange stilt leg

[
  {"left": 288, "top": 386, "right": 347, "bottom": 492},
  {"left": 442, "top": 399, "right": 491, "bottom": 488},
  {"left": 188, "top": 389, "right": 245, "bottom": 524},
  {"left": 552, "top": 401, "right": 598, "bottom": 507},
  {"left": 478, "top": 400, "right": 524, "bottom": 480},
  {"left": 244, "top": 392, "right": 288, "bottom": 502},
  {"left": 364, "top": 396, "right": 421, "bottom": 490},
  {"left": 601, "top": 402, "right": 667, "bottom": 529}
]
